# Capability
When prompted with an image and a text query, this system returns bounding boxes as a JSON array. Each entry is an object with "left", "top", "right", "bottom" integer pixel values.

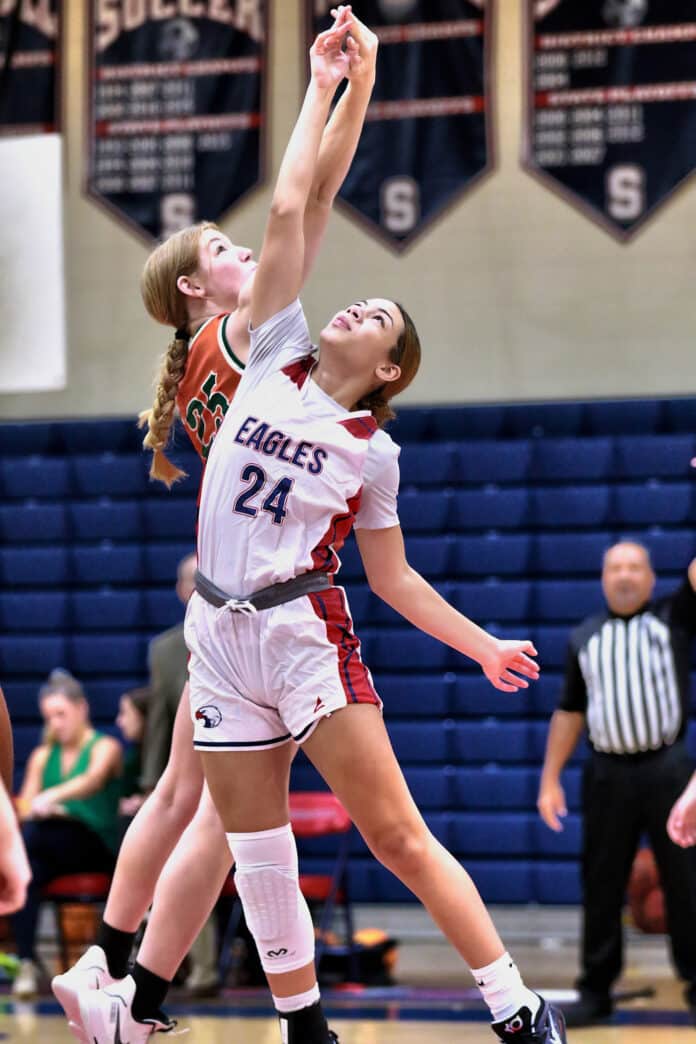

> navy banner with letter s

[
  {"left": 86, "top": 0, "right": 268, "bottom": 242},
  {"left": 307, "top": 0, "right": 495, "bottom": 252},
  {"left": 523, "top": 0, "right": 696, "bottom": 240},
  {"left": 0, "top": 0, "right": 60, "bottom": 135}
]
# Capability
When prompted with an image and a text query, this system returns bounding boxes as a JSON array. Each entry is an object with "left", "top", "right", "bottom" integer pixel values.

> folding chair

[
  {"left": 42, "top": 873, "right": 112, "bottom": 971},
  {"left": 218, "top": 792, "right": 358, "bottom": 985}
]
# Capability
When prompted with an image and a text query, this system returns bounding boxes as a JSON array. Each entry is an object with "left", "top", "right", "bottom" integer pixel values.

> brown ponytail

[
  {"left": 139, "top": 221, "right": 217, "bottom": 486},
  {"left": 353, "top": 302, "right": 421, "bottom": 428}
]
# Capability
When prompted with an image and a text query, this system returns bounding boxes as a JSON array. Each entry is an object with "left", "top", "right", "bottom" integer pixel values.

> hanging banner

[
  {"left": 523, "top": 0, "right": 696, "bottom": 240},
  {"left": 86, "top": 1, "right": 268, "bottom": 243},
  {"left": 307, "top": 0, "right": 495, "bottom": 252},
  {"left": 0, "top": 0, "right": 60, "bottom": 136}
]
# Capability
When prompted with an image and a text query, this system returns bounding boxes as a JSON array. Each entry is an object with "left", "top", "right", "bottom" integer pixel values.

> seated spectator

[
  {"left": 115, "top": 687, "right": 150, "bottom": 819},
  {"left": 10, "top": 670, "right": 122, "bottom": 998}
]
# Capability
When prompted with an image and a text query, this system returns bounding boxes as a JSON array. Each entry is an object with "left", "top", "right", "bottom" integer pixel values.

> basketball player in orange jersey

[
  {"left": 52, "top": 8, "right": 377, "bottom": 1040},
  {"left": 76, "top": 12, "right": 561, "bottom": 1044}
]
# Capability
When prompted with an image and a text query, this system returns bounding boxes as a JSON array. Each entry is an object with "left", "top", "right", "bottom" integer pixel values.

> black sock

[
  {"left": 97, "top": 921, "right": 135, "bottom": 980},
  {"left": 131, "top": 962, "right": 171, "bottom": 1022},
  {"left": 278, "top": 1001, "right": 330, "bottom": 1043}
]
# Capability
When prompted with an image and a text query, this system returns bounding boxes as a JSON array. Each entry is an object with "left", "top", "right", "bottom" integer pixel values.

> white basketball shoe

[
  {"left": 79, "top": 973, "right": 175, "bottom": 1042},
  {"left": 52, "top": 945, "right": 116, "bottom": 1040}
]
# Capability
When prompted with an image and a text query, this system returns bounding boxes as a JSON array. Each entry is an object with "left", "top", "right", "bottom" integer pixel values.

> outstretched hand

[
  {"left": 310, "top": 7, "right": 353, "bottom": 91},
  {"left": 339, "top": 8, "right": 378, "bottom": 87},
  {"left": 480, "top": 639, "right": 540, "bottom": 693}
]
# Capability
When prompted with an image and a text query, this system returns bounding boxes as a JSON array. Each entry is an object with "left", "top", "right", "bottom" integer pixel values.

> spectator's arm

[
  {"left": 17, "top": 746, "right": 50, "bottom": 819},
  {"left": 37, "top": 736, "right": 122, "bottom": 805},
  {"left": 0, "top": 686, "right": 13, "bottom": 794}
]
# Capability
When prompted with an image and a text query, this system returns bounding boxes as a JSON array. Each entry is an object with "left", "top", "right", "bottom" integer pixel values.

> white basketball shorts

[{"left": 185, "top": 586, "right": 382, "bottom": 751}]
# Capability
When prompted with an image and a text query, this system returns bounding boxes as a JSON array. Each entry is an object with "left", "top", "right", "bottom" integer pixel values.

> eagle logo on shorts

[{"left": 195, "top": 705, "right": 222, "bottom": 728}]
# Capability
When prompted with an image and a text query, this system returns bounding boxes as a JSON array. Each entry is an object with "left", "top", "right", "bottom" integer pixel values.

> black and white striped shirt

[{"left": 560, "top": 579, "right": 696, "bottom": 755}]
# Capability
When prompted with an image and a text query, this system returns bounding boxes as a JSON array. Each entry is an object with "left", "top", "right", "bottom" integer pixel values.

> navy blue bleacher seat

[
  {"left": 1, "top": 682, "right": 41, "bottom": 721},
  {"left": 452, "top": 721, "right": 530, "bottom": 763},
  {"left": 341, "top": 582, "right": 378, "bottom": 626},
  {"left": 431, "top": 405, "right": 505, "bottom": 441},
  {"left": 585, "top": 399, "right": 662, "bottom": 435},
  {"left": 69, "top": 635, "right": 146, "bottom": 676},
  {"left": 0, "top": 547, "right": 70, "bottom": 587},
  {"left": 451, "top": 488, "right": 529, "bottom": 530},
  {"left": 531, "top": 437, "right": 614, "bottom": 481},
  {"left": 469, "top": 862, "right": 534, "bottom": 903},
  {"left": 532, "top": 486, "right": 611, "bottom": 529},
  {"left": 0, "top": 592, "right": 68, "bottom": 632},
  {"left": 625, "top": 529, "right": 695, "bottom": 571},
  {"left": 378, "top": 673, "right": 451, "bottom": 717},
  {"left": 664, "top": 397, "right": 696, "bottom": 433},
  {"left": 0, "top": 422, "right": 57, "bottom": 455},
  {"left": 451, "top": 767, "right": 537, "bottom": 810},
  {"left": 1, "top": 457, "right": 70, "bottom": 500},
  {"left": 70, "top": 454, "right": 147, "bottom": 497},
  {"left": 143, "top": 590, "right": 184, "bottom": 630},
  {"left": 371, "top": 630, "right": 450, "bottom": 672},
  {"left": 144, "top": 452, "right": 202, "bottom": 497},
  {"left": 615, "top": 435, "right": 695, "bottom": 479},
  {"left": 0, "top": 504, "right": 68, "bottom": 544},
  {"left": 72, "top": 591, "right": 143, "bottom": 631},
  {"left": 72, "top": 545, "right": 144, "bottom": 585},
  {"left": 534, "top": 531, "right": 612, "bottom": 575},
  {"left": 403, "top": 535, "right": 452, "bottom": 578},
  {"left": 388, "top": 721, "right": 450, "bottom": 763},
  {"left": 403, "top": 766, "right": 452, "bottom": 809},
  {"left": 145, "top": 543, "right": 196, "bottom": 583},
  {"left": 85, "top": 678, "right": 143, "bottom": 722},
  {"left": 533, "top": 626, "right": 570, "bottom": 670},
  {"left": 450, "top": 579, "right": 531, "bottom": 622},
  {"left": 533, "top": 814, "right": 582, "bottom": 857},
  {"left": 450, "top": 814, "right": 533, "bottom": 856},
  {"left": 399, "top": 442, "right": 456, "bottom": 487},
  {"left": 504, "top": 403, "right": 584, "bottom": 438},
  {"left": 529, "top": 674, "right": 564, "bottom": 716},
  {"left": 57, "top": 419, "right": 141, "bottom": 453},
  {"left": 0, "top": 636, "right": 67, "bottom": 675},
  {"left": 142, "top": 499, "right": 197, "bottom": 539},
  {"left": 386, "top": 407, "right": 435, "bottom": 443},
  {"left": 454, "top": 440, "right": 531, "bottom": 485},
  {"left": 534, "top": 862, "right": 581, "bottom": 904},
  {"left": 534, "top": 579, "right": 603, "bottom": 622},
  {"left": 452, "top": 675, "right": 535, "bottom": 717},
  {"left": 398, "top": 490, "right": 450, "bottom": 533},
  {"left": 69, "top": 500, "right": 143, "bottom": 541},
  {"left": 454, "top": 534, "right": 531, "bottom": 576},
  {"left": 614, "top": 482, "right": 693, "bottom": 526}
]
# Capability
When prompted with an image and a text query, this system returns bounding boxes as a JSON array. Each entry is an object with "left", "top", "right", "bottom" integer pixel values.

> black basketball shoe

[
  {"left": 278, "top": 1000, "right": 339, "bottom": 1043},
  {"left": 491, "top": 995, "right": 566, "bottom": 1043}
]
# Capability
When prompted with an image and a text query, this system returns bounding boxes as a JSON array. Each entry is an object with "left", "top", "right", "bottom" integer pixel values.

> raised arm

[
  {"left": 250, "top": 16, "right": 352, "bottom": 329},
  {"left": 355, "top": 527, "right": 539, "bottom": 692},
  {"left": 303, "top": 11, "right": 378, "bottom": 280}
]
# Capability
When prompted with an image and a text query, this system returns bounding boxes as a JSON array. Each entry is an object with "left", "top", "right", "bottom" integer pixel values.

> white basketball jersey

[{"left": 197, "top": 299, "right": 401, "bottom": 593}]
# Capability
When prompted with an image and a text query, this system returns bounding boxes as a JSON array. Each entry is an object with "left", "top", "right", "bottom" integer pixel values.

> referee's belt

[{"left": 194, "top": 568, "right": 331, "bottom": 617}]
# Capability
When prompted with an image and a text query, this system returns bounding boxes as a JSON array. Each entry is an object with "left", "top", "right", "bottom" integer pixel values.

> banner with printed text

[
  {"left": 307, "top": 0, "right": 495, "bottom": 252},
  {"left": 0, "top": 0, "right": 60, "bottom": 135},
  {"left": 523, "top": 0, "right": 696, "bottom": 240},
  {"left": 86, "top": 0, "right": 268, "bottom": 243}
]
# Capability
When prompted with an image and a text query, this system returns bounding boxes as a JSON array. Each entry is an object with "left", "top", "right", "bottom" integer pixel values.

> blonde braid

[{"left": 139, "top": 332, "right": 189, "bottom": 487}]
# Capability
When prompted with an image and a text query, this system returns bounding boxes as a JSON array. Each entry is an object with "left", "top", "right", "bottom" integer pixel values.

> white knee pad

[{"left": 227, "top": 823, "right": 315, "bottom": 975}]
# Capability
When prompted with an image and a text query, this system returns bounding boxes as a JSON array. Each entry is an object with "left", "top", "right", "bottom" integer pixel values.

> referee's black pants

[{"left": 579, "top": 740, "right": 696, "bottom": 998}]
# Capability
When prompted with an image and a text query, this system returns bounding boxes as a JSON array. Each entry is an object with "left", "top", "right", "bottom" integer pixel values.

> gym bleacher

[{"left": 2, "top": 396, "right": 696, "bottom": 906}]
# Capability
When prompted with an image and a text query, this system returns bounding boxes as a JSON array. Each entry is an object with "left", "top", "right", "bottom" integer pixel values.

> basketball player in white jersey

[
  {"left": 78, "top": 13, "right": 565, "bottom": 1044},
  {"left": 53, "top": 9, "right": 380, "bottom": 1041}
]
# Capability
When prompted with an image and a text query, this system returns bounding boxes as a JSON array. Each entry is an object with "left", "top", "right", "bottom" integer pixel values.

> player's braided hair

[
  {"left": 353, "top": 302, "right": 421, "bottom": 428},
  {"left": 139, "top": 221, "right": 217, "bottom": 487}
]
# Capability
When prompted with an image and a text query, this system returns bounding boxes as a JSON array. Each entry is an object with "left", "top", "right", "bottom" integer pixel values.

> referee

[{"left": 538, "top": 541, "right": 696, "bottom": 1027}]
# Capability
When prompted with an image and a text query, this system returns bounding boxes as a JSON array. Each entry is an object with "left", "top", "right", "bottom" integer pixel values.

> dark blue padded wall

[{"left": 2, "top": 400, "right": 696, "bottom": 905}]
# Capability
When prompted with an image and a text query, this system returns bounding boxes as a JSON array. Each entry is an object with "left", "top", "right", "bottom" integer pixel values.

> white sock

[
  {"left": 471, "top": 952, "right": 540, "bottom": 1023},
  {"left": 273, "top": 983, "right": 321, "bottom": 1014}
]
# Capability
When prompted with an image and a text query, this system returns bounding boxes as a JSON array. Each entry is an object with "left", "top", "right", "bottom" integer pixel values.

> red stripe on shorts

[{"left": 307, "top": 587, "right": 379, "bottom": 706}]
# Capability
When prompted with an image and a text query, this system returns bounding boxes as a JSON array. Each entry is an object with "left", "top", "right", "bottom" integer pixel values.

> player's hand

[
  {"left": 480, "top": 638, "right": 539, "bottom": 692},
  {"left": 310, "top": 7, "right": 352, "bottom": 91},
  {"left": 538, "top": 779, "right": 567, "bottom": 833},
  {"left": 667, "top": 779, "right": 696, "bottom": 848},
  {"left": 0, "top": 821, "right": 31, "bottom": 914},
  {"left": 339, "top": 9, "right": 378, "bottom": 87}
]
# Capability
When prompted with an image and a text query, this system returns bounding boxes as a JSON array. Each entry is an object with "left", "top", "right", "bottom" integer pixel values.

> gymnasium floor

[{"left": 0, "top": 907, "right": 692, "bottom": 1042}]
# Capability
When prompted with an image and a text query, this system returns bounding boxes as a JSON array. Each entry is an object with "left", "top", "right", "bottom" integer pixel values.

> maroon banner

[
  {"left": 523, "top": 0, "right": 696, "bottom": 240},
  {"left": 85, "top": 1, "right": 268, "bottom": 242},
  {"left": 306, "top": 0, "right": 496, "bottom": 253},
  {"left": 0, "top": 0, "right": 61, "bottom": 136}
]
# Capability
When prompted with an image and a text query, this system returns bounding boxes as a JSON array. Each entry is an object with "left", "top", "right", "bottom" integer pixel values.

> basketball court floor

[{"left": 0, "top": 907, "right": 691, "bottom": 1042}]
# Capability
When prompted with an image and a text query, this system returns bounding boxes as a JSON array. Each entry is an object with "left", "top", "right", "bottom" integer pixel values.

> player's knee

[
  {"left": 366, "top": 819, "right": 430, "bottom": 879},
  {"left": 230, "top": 824, "right": 315, "bottom": 975}
]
